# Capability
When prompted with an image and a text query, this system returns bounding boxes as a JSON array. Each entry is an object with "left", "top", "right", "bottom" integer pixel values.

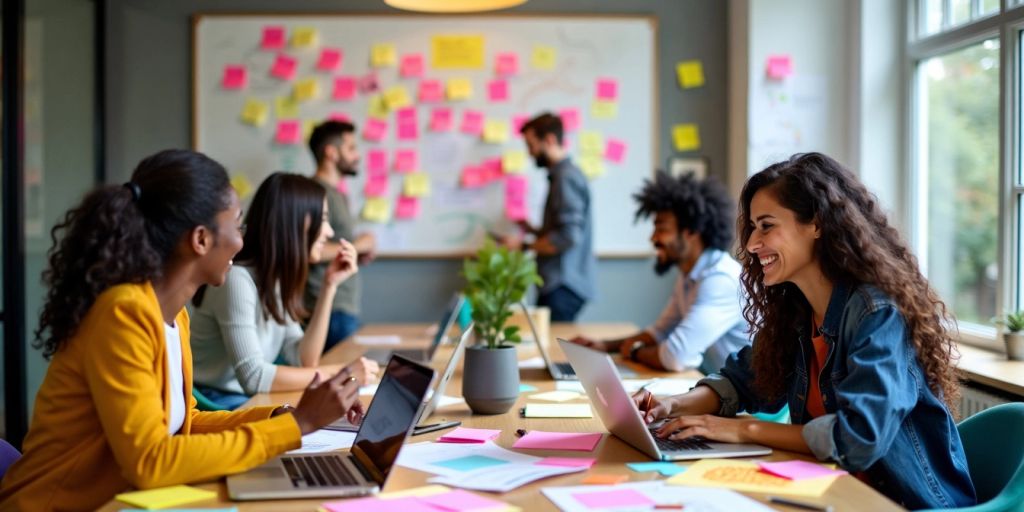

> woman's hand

[
  {"left": 631, "top": 389, "right": 672, "bottom": 424},
  {"left": 291, "top": 369, "right": 364, "bottom": 435},
  {"left": 654, "top": 414, "right": 756, "bottom": 444},
  {"left": 345, "top": 357, "right": 380, "bottom": 385},
  {"left": 324, "top": 239, "right": 358, "bottom": 289}
]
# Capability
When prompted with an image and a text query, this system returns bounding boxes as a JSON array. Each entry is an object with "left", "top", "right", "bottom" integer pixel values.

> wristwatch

[
  {"left": 271, "top": 403, "right": 296, "bottom": 417},
  {"left": 628, "top": 340, "right": 646, "bottom": 362}
]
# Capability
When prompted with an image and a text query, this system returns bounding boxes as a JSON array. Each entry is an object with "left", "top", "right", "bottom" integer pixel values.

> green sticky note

[{"left": 433, "top": 455, "right": 509, "bottom": 472}]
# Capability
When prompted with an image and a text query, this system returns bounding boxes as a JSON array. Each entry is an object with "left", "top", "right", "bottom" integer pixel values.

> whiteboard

[{"left": 194, "top": 14, "right": 655, "bottom": 257}]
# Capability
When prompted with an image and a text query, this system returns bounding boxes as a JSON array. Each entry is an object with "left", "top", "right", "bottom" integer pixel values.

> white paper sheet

[
  {"left": 287, "top": 429, "right": 356, "bottom": 454},
  {"left": 517, "top": 356, "right": 545, "bottom": 369},
  {"left": 542, "top": 481, "right": 775, "bottom": 512},
  {"left": 354, "top": 335, "right": 402, "bottom": 345},
  {"left": 429, "top": 462, "right": 586, "bottom": 493},
  {"left": 395, "top": 441, "right": 541, "bottom": 478}
]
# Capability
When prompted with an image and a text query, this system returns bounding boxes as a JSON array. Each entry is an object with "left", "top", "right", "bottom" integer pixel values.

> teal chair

[
  {"left": 920, "top": 402, "right": 1024, "bottom": 512},
  {"left": 192, "top": 387, "right": 228, "bottom": 412},
  {"left": 753, "top": 404, "right": 791, "bottom": 424}
]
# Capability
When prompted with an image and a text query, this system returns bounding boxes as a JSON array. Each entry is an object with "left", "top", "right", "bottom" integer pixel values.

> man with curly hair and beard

[{"left": 569, "top": 171, "right": 750, "bottom": 373}]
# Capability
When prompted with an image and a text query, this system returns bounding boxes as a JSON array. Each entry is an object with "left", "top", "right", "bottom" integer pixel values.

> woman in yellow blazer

[{"left": 0, "top": 149, "right": 364, "bottom": 511}]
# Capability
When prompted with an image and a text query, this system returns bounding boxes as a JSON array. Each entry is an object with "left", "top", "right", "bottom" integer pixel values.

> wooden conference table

[{"left": 99, "top": 322, "right": 901, "bottom": 511}]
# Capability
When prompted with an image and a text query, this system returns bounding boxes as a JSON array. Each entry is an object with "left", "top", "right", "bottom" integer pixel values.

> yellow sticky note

[
  {"left": 531, "top": 45, "right": 557, "bottom": 70},
  {"left": 239, "top": 98, "right": 268, "bottom": 126},
  {"left": 292, "top": 78, "right": 320, "bottom": 102},
  {"left": 115, "top": 485, "right": 217, "bottom": 509},
  {"left": 502, "top": 150, "right": 527, "bottom": 174},
  {"left": 291, "top": 27, "right": 319, "bottom": 49},
  {"left": 403, "top": 173, "right": 431, "bottom": 197},
  {"left": 383, "top": 85, "right": 411, "bottom": 110},
  {"left": 446, "top": 78, "right": 473, "bottom": 101},
  {"left": 379, "top": 485, "right": 450, "bottom": 499},
  {"left": 230, "top": 173, "right": 253, "bottom": 200},
  {"left": 275, "top": 96, "right": 299, "bottom": 119},
  {"left": 579, "top": 130, "right": 604, "bottom": 155},
  {"left": 303, "top": 120, "right": 317, "bottom": 141},
  {"left": 592, "top": 100, "right": 618, "bottom": 120},
  {"left": 371, "top": 43, "right": 397, "bottom": 67},
  {"left": 580, "top": 154, "right": 606, "bottom": 180},
  {"left": 483, "top": 119, "right": 509, "bottom": 143},
  {"left": 672, "top": 123, "right": 700, "bottom": 151},
  {"left": 367, "top": 94, "right": 389, "bottom": 119},
  {"left": 431, "top": 35, "right": 485, "bottom": 69},
  {"left": 676, "top": 60, "right": 706, "bottom": 88},
  {"left": 666, "top": 459, "right": 839, "bottom": 497},
  {"left": 362, "top": 198, "right": 391, "bottom": 223}
]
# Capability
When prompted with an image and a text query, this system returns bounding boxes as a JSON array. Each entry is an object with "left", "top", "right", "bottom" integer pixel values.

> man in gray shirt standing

[
  {"left": 511, "top": 113, "right": 596, "bottom": 321},
  {"left": 306, "top": 120, "right": 377, "bottom": 351}
]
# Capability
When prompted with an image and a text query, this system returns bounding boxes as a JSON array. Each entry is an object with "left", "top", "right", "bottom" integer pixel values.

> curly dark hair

[
  {"left": 34, "top": 149, "right": 232, "bottom": 359},
  {"left": 633, "top": 170, "right": 734, "bottom": 251},
  {"left": 737, "top": 152, "right": 960, "bottom": 413}
]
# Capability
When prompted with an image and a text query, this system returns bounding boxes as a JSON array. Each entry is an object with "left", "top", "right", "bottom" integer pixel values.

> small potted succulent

[
  {"left": 996, "top": 311, "right": 1024, "bottom": 361},
  {"left": 460, "top": 240, "right": 542, "bottom": 414}
]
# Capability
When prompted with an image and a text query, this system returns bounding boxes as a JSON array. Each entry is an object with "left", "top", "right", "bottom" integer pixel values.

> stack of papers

[
  {"left": 395, "top": 442, "right": 588, "bottom": 492},
  {"left": 542, "top": 481, "right": 774, "bottom": 512},
  {"left": 324, "top": 485, "right": 519, "bottom": 512}
]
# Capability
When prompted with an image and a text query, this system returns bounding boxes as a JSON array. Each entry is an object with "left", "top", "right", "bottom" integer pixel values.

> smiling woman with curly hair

[{"left": 632, "top": 153, "right": 976, "bottom": 509}]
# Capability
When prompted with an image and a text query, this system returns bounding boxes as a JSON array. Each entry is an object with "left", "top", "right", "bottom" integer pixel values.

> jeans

[
  {"left": 538, "top": 285, "right": 585, "bottom": 322},
  {"left": 325, "top": 310, "right": 361, "bottom": 352},
  {"left": 194, "top": 384, "right": 250, "bottom": 411}
]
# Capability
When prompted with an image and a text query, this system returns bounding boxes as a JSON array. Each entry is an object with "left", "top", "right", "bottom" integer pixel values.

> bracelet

[
  {"left": 628, "top": 340, "right": 645, "bottom": 362},
  {"left": 272, "top": 403, "right": 296, "bottom": 417}
]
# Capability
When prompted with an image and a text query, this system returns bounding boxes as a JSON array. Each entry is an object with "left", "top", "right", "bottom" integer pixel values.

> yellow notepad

[
  {"left": 666, "top": 459, "right": 839, "bottom": 497},
  {"left": 523, "top": 403, "right": 593, "bottom": 418},
  {"left": 115, "top": 484, "right": 217, "bottom": 509}
]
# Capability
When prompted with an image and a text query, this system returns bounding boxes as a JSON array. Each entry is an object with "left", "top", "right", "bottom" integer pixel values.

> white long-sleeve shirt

[{"left": 647, "top": 248, "right": 751, "bottom": 373}]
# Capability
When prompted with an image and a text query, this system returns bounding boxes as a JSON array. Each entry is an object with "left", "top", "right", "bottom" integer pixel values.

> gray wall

[{"left": 105, "top": 0, "right": 728, "bottom": 326}]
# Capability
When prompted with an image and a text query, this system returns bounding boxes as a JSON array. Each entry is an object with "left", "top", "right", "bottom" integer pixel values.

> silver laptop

[
  {"left": 227, "top": 355, "right": 435, "bottom": 500},
  {"left": 363, "top": 294, "right": 465, "bottom": 364},
  {"left": 520, "top": 301, "right": 635, "bottom": 380},
  {"left": 559, "top": 338, "right": 772, "bottom": 461}
]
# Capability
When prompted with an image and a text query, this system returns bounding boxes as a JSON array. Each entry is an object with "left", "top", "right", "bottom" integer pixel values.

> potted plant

[
  {"left": 460, "top": 240, "right": 543, "bottom": 414},
  {"left": 996, "top": 311, "right": 1024, "bottom": 361}
]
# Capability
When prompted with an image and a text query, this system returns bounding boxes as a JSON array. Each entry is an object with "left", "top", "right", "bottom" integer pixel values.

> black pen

[
  {"left": 767, "top": 496, "right": 834, "bottom": 512},
  {"left": 411, "top": 420, "right": 461, "bottom": 436}
]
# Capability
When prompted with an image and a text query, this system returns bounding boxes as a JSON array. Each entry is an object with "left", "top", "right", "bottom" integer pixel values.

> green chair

[
  {"left": 192, "top": 387, "right": 227, "bottom": 412},
  {"left": 920, "top": 402, "right": 1024, "bottom": 512}
]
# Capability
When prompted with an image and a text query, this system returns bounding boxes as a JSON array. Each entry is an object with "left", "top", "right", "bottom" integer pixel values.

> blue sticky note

[
  {"left": 433, "top": 455, "right": 509, "bottom": 472},
  {"left": 519, "top": 384, "right": 538, "bottom": 393},
  {"left": 626, "top": 461, "right": 687, "bottom": 476}
]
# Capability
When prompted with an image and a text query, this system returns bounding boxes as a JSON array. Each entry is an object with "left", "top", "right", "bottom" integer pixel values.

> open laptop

[
  {"left": 559, "top": 338, "right": 772, "bottom": 461},
  {"left": 519, "top": 300, "right": 578, "bottom": 380},
  {"left": 363, "top": 294, "right": 464, "bottom": 364},
  {"left": 227, "top": 355, "right": 435, "bottom": 500}
]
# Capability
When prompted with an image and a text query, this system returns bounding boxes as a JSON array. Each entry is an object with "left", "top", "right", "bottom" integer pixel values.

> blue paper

[
  {"left": 519, "top": 384, "right": 538, "bottom": 393},
  {"left": 433, "top": 455, "right": 509, "bottom": 472},
  {"left": 626, "top": 461, "right": 687, "bottom": 476}
]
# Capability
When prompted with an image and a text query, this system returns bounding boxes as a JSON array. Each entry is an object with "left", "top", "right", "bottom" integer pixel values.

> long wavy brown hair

[{"left": 737, "top": 153, "right": 960, "bottom": 413}]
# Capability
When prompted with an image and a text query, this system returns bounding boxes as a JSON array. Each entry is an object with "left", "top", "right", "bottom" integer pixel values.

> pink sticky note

[
  {"left": 512, "top": 114, "right": 528, "bottom": 138},
  {"left": 461, "top": 166, "right": 486, "bottom": 188},
  {"left": 460, "top": 110, "right": 484, "bottom": 136},
  {"left": 222, "top": 65, "right": 247, "bottom": 90},
  {"left": 604, "top": 138, "right": 627, "bottom": 164},
  {"left": 766, "top": 55, "right": 793, "bottom": 80},
  {"left": 269, "top": 54, "right": 297, "bottom": 81},
  {"left": 512, "top": 431, "right": 603, "bottom": 452},
  {"left": 430, "top": 108, "right": 453, "bottom": 132},
  {"left": 367, "top": 149, "right": 388, "bottom": 174},
  {"left": 335, "top": 179, "right": 349, "bottom": 195},
  {"left": 416, "top": 489, "right": 508, "bottom": 512},
  {"left": 572, "top": 490, "right": 654, "bottom": 509},
  {"left": 495, "top": 52, "right": 519, "bottom": 76},
  {"left": 483, "top": 158, "right": 504, "bottom": 182},
  {"left": 487, "top": 79, "right": 509, "bottom": 102},
  {"left": 362, "top": 118, "right": 388, "bottom": 142},
  {"left": 537, "top": 457, "right": 597, "bottom": 468},
  {"left": 595, "top": 77, "right": 618, "bottom": 101},
  {"left": 504, "top": 175, "right": 528, "bottom": 218},
  {"left": 332, "top": 76, "right": 357, "bottom": 100},
  {"left": 419, "top": 79, "right": 444, "bottom": 103},
  {"left": 359, "top": 72, "right": 380, "bottom": 93},
  {"left": 324, "top": 496, "right": 438, "bottom": 512},
  {"left": 438, "top": 427, "right": 502, "bottom": 444},
  {"left": 397, "top": 122, "right": 419, "bottom": 141},
  {"left": 329, "top": 111, "right": 351, "bottom": 122},
  {"left": 400, "top": 54, "right": 425, "bottom": 78},
  {"left": 393, "top": 149, "right": 418, "bottom": 172},
  {"left": 364, "top": 174, "right": 388, "bottom": 197},
  {"left": 395, "top": 107, "right": 417, "bottom": 124},
  {"left": 395, "top": 195, "right": 420, "bottom": 219},
  {"left": 558, "top": 108, "right": 580, "bottom": 132},
  {"left": 317, "top": 48, "right": 343, "bottom": 72},
  {"left": 260, "top": 26, "right": 285, "bottom": 50},
  {"left": 758, "top": 460, "right": 847, "bottom": 481},
  {"left": 274, "top": 120, "right": 302, "bottom": 145}
]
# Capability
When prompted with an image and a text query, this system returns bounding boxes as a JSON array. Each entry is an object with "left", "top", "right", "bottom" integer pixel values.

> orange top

[{"left": 806, "top": 323, "right": 829, "bottom": 418}]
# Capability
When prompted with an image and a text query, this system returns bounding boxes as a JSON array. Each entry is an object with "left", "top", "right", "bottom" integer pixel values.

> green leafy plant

[
  {"left": 462, "top": 240, "right": 543, "bottom": 350},
  {"left": 995, "top": 311, "right": 1024, "bottom": 332}
]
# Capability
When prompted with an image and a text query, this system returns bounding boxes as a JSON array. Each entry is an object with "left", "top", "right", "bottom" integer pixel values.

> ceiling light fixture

[{"left": 384, "top": 0, "right": 527, "bottom": 13}]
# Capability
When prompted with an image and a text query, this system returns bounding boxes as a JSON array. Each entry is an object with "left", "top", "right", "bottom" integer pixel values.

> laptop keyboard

[
  {"left": 650, "top": 430, "right": 713, "bottom": 452},
  {"left": 282, "top": 455, "right": 359, "bottom": 488},
  {"left": 554, "top": 361, "right": 576, "bottom": 376}
]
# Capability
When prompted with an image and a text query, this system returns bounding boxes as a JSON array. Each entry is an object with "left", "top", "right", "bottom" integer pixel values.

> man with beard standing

[
  {"left": 511, "top": 112, "right": 596, "bottom": 322},
  {"left": 306, "top": 120, "right": 376, "bottom": 351},
  {"left": 568, "top": 171, "right": 749, "bottom": 373}
]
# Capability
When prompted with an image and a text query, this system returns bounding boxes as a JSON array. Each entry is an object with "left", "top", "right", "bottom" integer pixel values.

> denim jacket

[{"left": 699, "top": 283, "right": 976, "bottom": 509}]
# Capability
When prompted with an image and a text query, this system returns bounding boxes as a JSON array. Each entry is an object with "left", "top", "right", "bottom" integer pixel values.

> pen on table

[{"left": 767, "top": 496, "right": 834, "bottom": 512}]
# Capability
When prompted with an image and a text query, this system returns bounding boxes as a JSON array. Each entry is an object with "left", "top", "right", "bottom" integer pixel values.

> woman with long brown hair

[
  {"left": 633, "top": 153, "right": 975, "bottom": 509},
  {"left": 190, "top": 172, "right": 377, "bottom": 409}
]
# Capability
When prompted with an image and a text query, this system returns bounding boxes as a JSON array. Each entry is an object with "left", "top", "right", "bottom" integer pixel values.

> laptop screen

[
  {"left": 350, "top": 355, "right": 434, "bottom": 485},
  {"left": 426, "top": 294, "right": 464, "bottom": 359}
]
